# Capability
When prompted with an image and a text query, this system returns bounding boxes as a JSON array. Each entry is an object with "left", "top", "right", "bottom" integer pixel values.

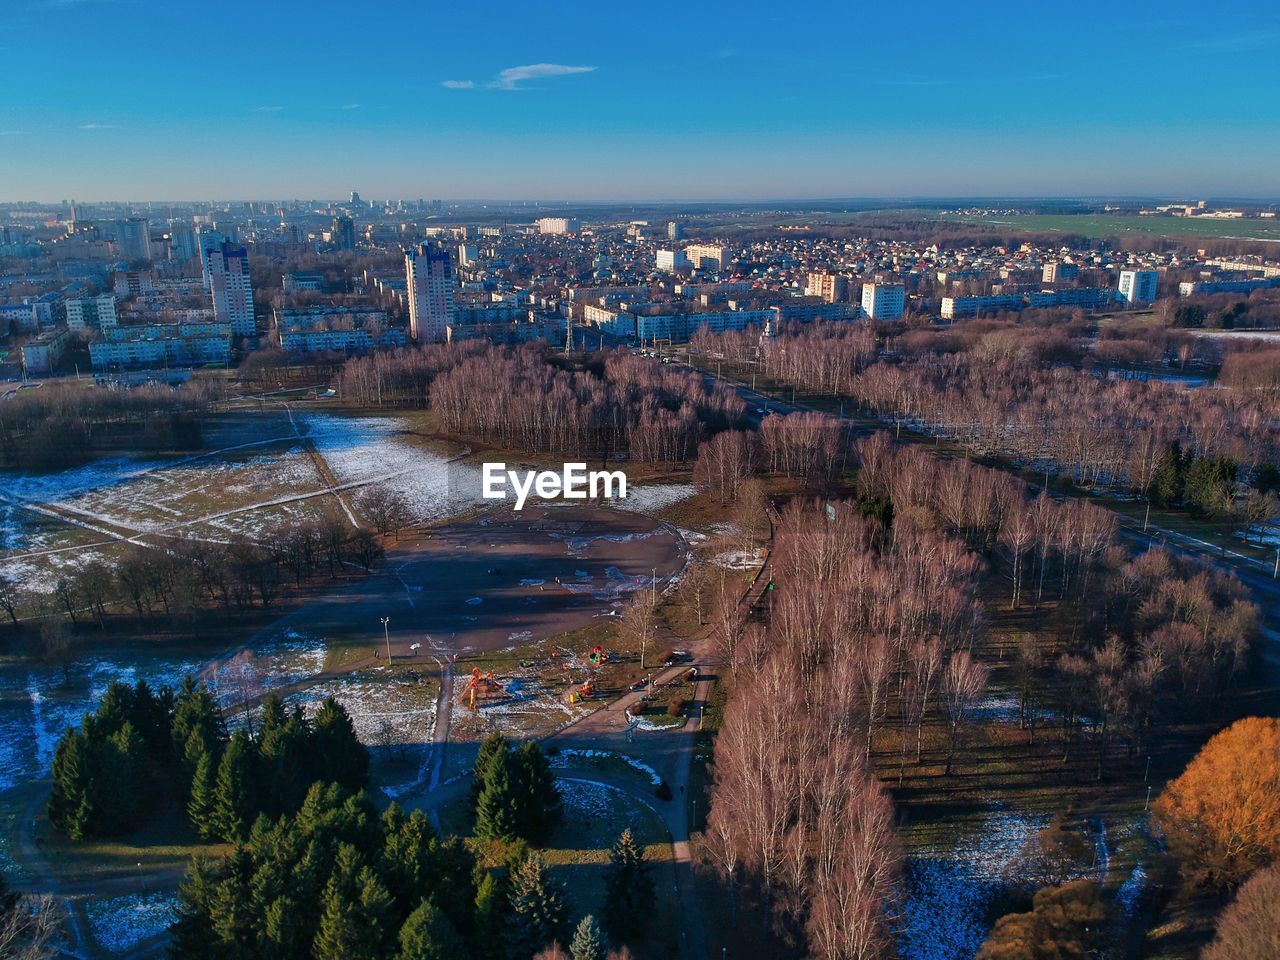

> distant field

[{"left": 942, "top": 212, "right": 1280, "bottom": 242}]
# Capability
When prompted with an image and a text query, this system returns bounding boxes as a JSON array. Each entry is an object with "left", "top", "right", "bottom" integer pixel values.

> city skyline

[{"left": 1, "top": 0, "right": 1279, "bottom": 200}]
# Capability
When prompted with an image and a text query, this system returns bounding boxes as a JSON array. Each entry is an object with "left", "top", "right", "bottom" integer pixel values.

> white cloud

[
  {"left": 253, "top": 105, "right": 283, "bottom": 113},
  {"left": 441, "top": 80, "right": 475, "bottom": 89},
  {"left": 79, "top": 122, "right": 120, "bottom": 129},
  {"left": 341, "top": 103, "right": 361, "bottom": 110},
  {"left": 490, "top": 63, "right": 595, "bottom": 90}
]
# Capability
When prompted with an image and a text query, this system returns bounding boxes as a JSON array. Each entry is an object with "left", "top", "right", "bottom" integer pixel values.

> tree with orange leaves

[{"left": 1151, "top": 716, "right": 1280, "bottom": 888}]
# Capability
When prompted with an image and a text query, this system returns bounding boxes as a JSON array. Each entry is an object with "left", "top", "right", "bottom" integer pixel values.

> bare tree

[
  {"left": 941, "top": 651, "right": 989, "bottom": 776},
  {"left": 38, "top": 617, "right": 74, "bottom": 686},
  {"left": 621, "top": 592, "right": 659, "bottom": 671},
  {"left": 0, "top": 572, "right": 20, "bottom": 624},
  {"left": 358, "top": 486, "right": 413, "bottom": 538},
  {"left": 0, "top": 891, "right": 58, "bottom": 960}
]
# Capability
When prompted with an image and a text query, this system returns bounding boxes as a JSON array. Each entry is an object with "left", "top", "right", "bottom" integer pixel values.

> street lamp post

[{"left": 381, "top": 616, "right": 392, "bottom": 666}]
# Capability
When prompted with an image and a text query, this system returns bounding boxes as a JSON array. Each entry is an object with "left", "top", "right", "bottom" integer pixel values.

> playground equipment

[
  {"left": 588, "top": 645, "right": 608, "bottom": 665},
  {"left": 465, "top": 667, "right": 503, "bottom": 710}
]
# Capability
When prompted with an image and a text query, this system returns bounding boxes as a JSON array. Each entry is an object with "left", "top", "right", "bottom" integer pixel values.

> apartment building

[
  {"left": 205, "top": 242, "right": 255, "bottom": 334},
  {"left": 65, "top": 295, "right": 118, "bottom": 332},
  {"left": 861, "top": 282, "right": 905, "bottom": 320},
  {"left": 1118, "top": 269, "right": 1159, "bottom": 304},
  {"left": 685, "top": 244, "right": 727, "bottom": 271},
  {"left": 405, "top": 242, "right": 457, "bottom": 342}
]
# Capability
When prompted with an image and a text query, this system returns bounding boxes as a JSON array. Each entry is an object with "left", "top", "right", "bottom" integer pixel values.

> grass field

[{"left": 941, "top": 212, "right": 1280, "bottom": 243}]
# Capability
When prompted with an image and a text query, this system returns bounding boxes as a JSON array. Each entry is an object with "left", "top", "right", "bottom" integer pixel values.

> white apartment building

[
  {"left": 205, "top": 243, "right": 255, "bottom": 335},
  {"left": 21, "top": 327, "right": 72, "bottom": 374},
  {"left": 656, "top": 249, "right": 690, "bottom": 272},
  {"left": 405, "top": 242, "right": 457, "bottom": 342},
  {"left": 860, "top": 282, "right": 905, "bottom": 320},
  {"left": 65, "top": 295, "right": 118, "bottom": 332},
  {"left": 536, "top": 217, "right": 580, "bottom": 235},
  {"left": 1118, "top": 269, "right": 1159, "bottom": 304},
  {"left": 196, "top": 228, "right": 227, "bottom": 289},
  {"left": 89, "top": 323, "right": 232, "bottom": 370}
]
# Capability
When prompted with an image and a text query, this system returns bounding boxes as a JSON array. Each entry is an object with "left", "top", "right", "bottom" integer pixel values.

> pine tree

[
  {"left": 354, "top": 865, "right": 396, "bottom": 955},
  {"left": 168, "top": 856, "right": 220, "bottom": 960},
  {"left": 187, "top": 750, "right": 217, "bottom": 839},
  {"left": 397, "top": 898, "right": 463, "bottom": 960},
  {"left": 172, "top": 677, "right": 226, "bottom": 789},
  {"left": 259, "top": 710, "right": 311, "bottom": 816},
  {"left": 1148, "top": 440, "right": 1188, "bottom": 507},
  {"left": 380, "top": 806, "right": 476, "bottom": 931},
  {"left": 475, "top": 748, "right": 521, "bottom": 843},
  {"left": 470, "top": 732, "right": 509, "bottom": 813},
  {"left": 512, "top": 741, "right": 562, "bottom": 845},
  {"left": 207, "top": 846, "right": 257, "bottom": 953},
  {"left": 474, "top": 870, "right": 512, "bottom": 960},
  {"left": 602, "top": 829, "right": 654, "bottom": 944},
  {"left": 103, "top": 720, "right": 148, "bottom": 828},
  {"left": 569, "top": 915, "right": 608, "bottom": 960},
  {"left": 313, "top": 876, "right": 361, "bottom": 960},
  {"left": 313, "top": 698, "right": 369, "bottom": 791},
  {"left": 48, "top": 730, "right": 92, "bottom": 837},
  {"left": 261, "top": 895, "right": 305, "bottom": 960},
  {"left": 212, "top": 729, "right": 257, "bottom": 842},
  {"left": 507, "top": 854, "right": 568, "bottom": 959}
]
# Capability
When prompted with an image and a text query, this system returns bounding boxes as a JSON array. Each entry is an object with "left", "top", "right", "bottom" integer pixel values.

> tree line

[
  {"left": 173, "top": 730, "right": 653, "bottom": 960},
  {"left": 0, "top": 379, "right": 224, "bottom": 469},
  {"left": 21, "top": 513, "right": 388, "bottom": 630},
  {"left": 49, "top": 677, "right": 368, "bottom": 842}
]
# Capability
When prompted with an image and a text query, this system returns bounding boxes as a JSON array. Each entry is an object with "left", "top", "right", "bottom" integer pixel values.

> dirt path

[{"left": 15, "top": 787, "right": 91, "bottom": 959}]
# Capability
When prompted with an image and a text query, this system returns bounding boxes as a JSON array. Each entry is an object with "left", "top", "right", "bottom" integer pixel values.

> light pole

[{"left": 381, "top": 616, "right": 392, "bottom": 666}]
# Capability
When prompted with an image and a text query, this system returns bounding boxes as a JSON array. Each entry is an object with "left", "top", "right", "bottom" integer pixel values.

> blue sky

[{"left": 1, "top": 0, "right": 1278, "bottom": 201}]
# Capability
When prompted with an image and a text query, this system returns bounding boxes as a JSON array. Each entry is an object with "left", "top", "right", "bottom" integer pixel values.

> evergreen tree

[
  {"left": 602, "top": 829, "right": 654, "bottom": 944},
  {"left": 172, "top": 677, "right": 226, "bottom": 788},
  {"left": 312, "top": 698, "right": 369, "bottom": 791},
  {"left": 261, "top": 895, "right": 306, "bottom": 960},
  {"left": 475, "top": 748, "right": 522, "bottom": 843},
  {"left": 380, "top": 805, "right": 476, "bottom": 932},
  {"left": 129, "top": 679, "right": 172, "bottom": 763},
  {"left": 48, "top": 730, "right": 93, "bottom": 839},
  {"left": 507, "top": 854, "right": 568, "bottom": 959},
  {"left": 187, "top": 747, "right": 217, "bottom": 839},
  {"left": 1184, "top": 455, "right": 1239, "bottom": 517},
  {"left": 103, "top": 720, "right": 148, "bottom": 826},
  {"left": 212, "top": 729, "right": 258, "bottom": 842},
  {"left": 397, "top": 898, "right": 463, "bottom": 960},
  {"left": 354, "top": 865, "right": 396, "bottom": 955},
  {"left": 168, "top": 856, "right": 220, "bottom": 960},
  {"left": 259, "top": 706, "right": 312, "bottom": 816},
  {"left": 512, "top": 742, "right": 562, "bottom": 845},
  {"left": 207, "top": 846, "right": 257, "bottom": 954},
  {"left": 474, "top": 870, "right": 513, "bottom": 960},
  {"left": 570, "top": 915, "right": 608, "bottom": 960},
  {"left": 1148, "top": 440, "right": 1188, "bottom": 507},
  {"left": 313, "top": 876, "right": 361, "bottom": 960},
  {"left": 470, "top": 732, "right": 509, "bottom": 813}
]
